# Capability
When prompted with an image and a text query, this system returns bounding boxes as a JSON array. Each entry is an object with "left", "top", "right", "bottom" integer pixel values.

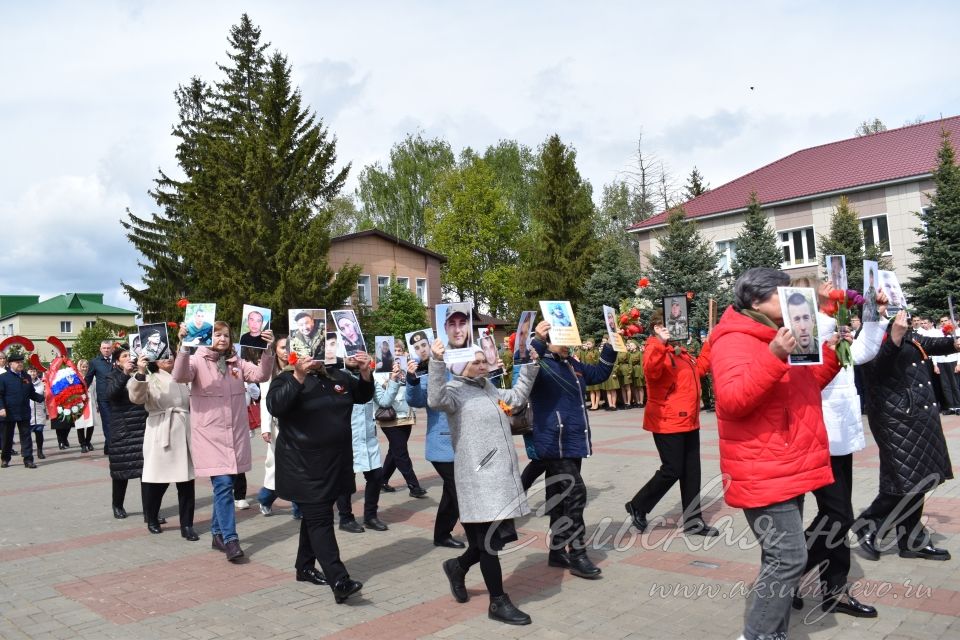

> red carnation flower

[
  {"left": 637, "top": 277, "right": 650, "bottom": 288},
  {"left": 828, "top": 289, "right": 845, "bottom": 302},
  {"left": 629, "top": 308, "right": 640, "bottom": 320},
  {"left": 686, "top": 291, "right": 695, "bottom": 301},
  {"left": 288, "top": 352, "right": 298, "bottom": 365},
  {"left": 487, "top": 324, "right": 496, "bottom": 332},
  {"left": 118, "top": 330, "right": 126, "bottom": 338},
  {"left": 177, "top": 298, "right": 190, "bottom": 309},
  {"left": 619, "top": 314, "right": 629, "bottom": 325},
  {"left": 167, "top": 322, "right": 178, "bottom": 328}
]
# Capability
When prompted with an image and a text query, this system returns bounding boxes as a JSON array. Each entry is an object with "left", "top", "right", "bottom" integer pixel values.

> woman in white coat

[
  {"left": 128, "top": 354, "right": 197, "bottom": 540},
  {"left": 257, "top": 337, "right": 302, "bottom": 519},
  {"left": 791, "top": 277, "right": 887, "bottom": 618}
]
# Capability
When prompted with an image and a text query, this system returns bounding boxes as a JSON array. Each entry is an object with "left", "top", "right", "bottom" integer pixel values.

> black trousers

[
  {"left": 457, "top": 522, "right": 504, "bottom": 598},
  {"left": 859, "top": 491, "right": 927, "bottom": 551},
  {"left": 380, "top": 426, "right": 421, "bottom": 489},
  {"left": 232, "top": 473, "right": 247, "bottom": 500},
  {"left": 1, "top": 420, "right": 32, "bottom": 463},
  {"left": 521, "top": 459, "right": 547, "bottom": 492},
  {"left": 629, "top": 430, "right": 704, "bottom": 525},
  {"left": 78, "top": 426, "right": 94, "bottom": 447},
  {"left": 431, "top": 461, "right": 459, "bottom": 541},
  {"left": 543, "top": 458, "right": 589, "bottom": 554},
  {"left": 336, "top": 469, "right": 382, "bottom": 522},
  {"left": 927, "top": 361, "right": 947, "bottom": 407},
  {"left": 296, "top": 499, "right": 349, "bottom": 584},
  {"left": 141, "top": 480, "right": 196, "bottom": 527},
  {"left": 803, "top": 454, "right": 854, "bottom": 595},
  {"left": 938, "top": 365, "right": 960, "bottom": 409},
  {"left": 112, "top": 477, "right": 148, "bottom": 513}
]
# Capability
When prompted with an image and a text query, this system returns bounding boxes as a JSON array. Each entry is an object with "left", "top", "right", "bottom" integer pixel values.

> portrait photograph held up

[
  {"left": 287, "top": 308, "right": 326, "bottom": 360},
  {"left": 539, "top": 301, "right": 582, "bottom": 346},
  {"left": 512, "top": 310, "right": 536, "bottom": 363},
  {"left": 862, "top": 260, "right": 881, "bottom": 322},
  {"left": 375, "top": 336, "right": 396, "bottom": 373},
  {"left": 239, "top": 304, "right": 272, "bottom": 350},
  {"left": 662, "top": 295, "right": 688, "bottom": 342},
  {"left": 777, "top": 286, "right": 822, "bottom": 365},
  {"left": 137, "top": 323, "right": 171, "bottom": 362},
  {"left": 826, "top": 254, "right": 848, "bottom": 291},
  {"left": 880, "top": 269, "right": 907, "bottom": 315},
  {"left": 405, "top": 328, "right": 434, "bottom": 376},
  {"left": 331, "top": 309, "right": 366, "bottom": 356},
  {"left": 603, "top": 305, "right": 627, "bottom": 352},
  {"left": 182, "top": 302, "right": 216, "bottom": 347},
  {"left": 436, "top": 302, "right": 475, "bottom": 364}
]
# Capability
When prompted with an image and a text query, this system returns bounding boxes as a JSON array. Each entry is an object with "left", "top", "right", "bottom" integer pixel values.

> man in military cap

[{"left": 0, "top": 354, "right": 45, "bottom": 468}]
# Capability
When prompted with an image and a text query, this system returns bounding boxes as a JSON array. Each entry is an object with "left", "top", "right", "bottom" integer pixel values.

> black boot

[
  {"left": 35, "top": 433, "right": 45, "bottom": 459},
  {"left": 442, "top": 558, "right": 469, "bottom": 603},
  {"left": 488, "top": 594, "right": 531, "bottom": 625},
  {"left": 567, "top": 552, "right": 602, "bottom": 579},
  {"left": 331, "top": 577, "right": 363, "bottom": 604}
]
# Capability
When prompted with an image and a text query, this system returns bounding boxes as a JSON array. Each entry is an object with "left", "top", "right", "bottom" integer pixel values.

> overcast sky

[{"left": 2, "top": 0, "right": 958, "bottom": 311}]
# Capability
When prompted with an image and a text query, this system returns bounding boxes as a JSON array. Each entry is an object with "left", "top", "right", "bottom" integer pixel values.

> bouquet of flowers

[
  {"left": 819, "top": 289, "right": 865, "bottom": 367},
  {"left": 618, "top": 307, "right": 645, "bottom": 338},
  {"left": 44, "top": 357, "right": 88, "bottom": 423}
]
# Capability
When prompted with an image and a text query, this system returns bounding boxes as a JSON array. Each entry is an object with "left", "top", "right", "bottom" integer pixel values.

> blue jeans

[
  {"left": 210, "top": 475, "right": 238, "bottom": 542},
  {"left": 257, "top": 486, "right": 301, "bottom": 517},
  {"left": 743, "top": 496, "right": 807, "bottom": 640}
]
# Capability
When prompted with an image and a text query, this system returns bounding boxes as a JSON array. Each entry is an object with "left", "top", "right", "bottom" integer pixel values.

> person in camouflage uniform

[
  {"left": 628, "top": 340, "right": 645, "bottom": 407},
  {"left": 616, "top": 348, "right": 633, "bottom": 408},
  {"left": 599, "top": 336, "right": 620, "bottom": 411},
  {"left": 581, "top": 339, "right": 601, "bottom": 410}
]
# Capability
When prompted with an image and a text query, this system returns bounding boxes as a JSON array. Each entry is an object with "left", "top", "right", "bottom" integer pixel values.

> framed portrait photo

[
  {"left": 662, "top": 295, "right": 688, "bottom": 342},
  {"left": 778, "top": 286, "right": 821, "bottom": 365}
]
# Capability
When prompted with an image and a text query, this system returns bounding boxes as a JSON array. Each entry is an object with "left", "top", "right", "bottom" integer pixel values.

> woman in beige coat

[{"left": 129, "top": 354, "right": 197, "bottom": 540}]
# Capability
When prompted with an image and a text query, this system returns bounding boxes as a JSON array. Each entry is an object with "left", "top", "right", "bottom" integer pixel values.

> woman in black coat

[
  {"left": 104, "top": 347, "right": 149, "bottom": 522},
  {"left": 857, "top": 310, "right": 958, "bottom": 560},
  {"left": 266, "top": 350, "right": 374, "bottom": 604}
]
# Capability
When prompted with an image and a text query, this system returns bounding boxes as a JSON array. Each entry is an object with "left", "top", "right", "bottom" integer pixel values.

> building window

[
  {"left": 85, "top": 320, "right": 97, "bottom": 329},
  {"left": 416, "top": 278, "right": 428, "bottom": 304},
  {"left": 861, "top": 215, "right": 890, "bottom": 253},
  {"left": 779, "top": 226, "right": 817, "bottom": 267},
  {"left": 396, "top": 276, "right": 410, "bottom": 290},
  {"left": 6, "top": 324, "right": 12, "bottom": 336},
  {"left": 716, "top": 240, "right": 737, "bottom": 274},
  {"left": 377, "top": 276, "right": 390, "bottom": 302},
  {"left": 60, "top": 321, "right": 73, "bottom": 333},
  {"left": 357, "top": 275, "right": 371, "bottom": 306}
]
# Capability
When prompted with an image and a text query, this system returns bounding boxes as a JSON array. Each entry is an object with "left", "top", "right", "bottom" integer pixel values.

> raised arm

[
  {"left": 711, "top": 333, "right": 790, "bottom": 419},
  {"left": 427, "top": 358, "right": 459, "bottom": 414},
  {"left": 127, "top": 376, "right": 149, "bottom": 406},
  {"left": 266, "top": 372, "right": 306, "bottom": 418},
  {"left": 498, "top": 361, "right": 539, "bottom": 407},
  {"left": 171, "top": 352, "right": 195, "bottom": 384},
  {"left": 241, "top": 353, "right": 275, "bottom": 384}
]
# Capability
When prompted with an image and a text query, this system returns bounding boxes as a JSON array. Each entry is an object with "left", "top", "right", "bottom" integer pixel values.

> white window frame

[
  {"left": 376, "top": 275, "right": 391, "bottom": 302},
  {"left": 778, "top": 225, "right": 818, "bottom": 269},
  {"left": 60, "top": 320, "right": 73, "bottom": 333},
  {"left": 860, "top": 215, "right": 892, "bottom": 255},
  {"left": 357, "top": 275, "right": 371, "bottom": 307},
  {"left": 85, "top": 320, "right": 97, "bottom": 329},
  {"left": 716, "top": 239, "right": 737, "bottom": 274},
  {"left": 396, "top": 276, "right": 410, "bottom": 290},
  {"left": 416, "top": 278, "right": 428, "bottom": 305}
]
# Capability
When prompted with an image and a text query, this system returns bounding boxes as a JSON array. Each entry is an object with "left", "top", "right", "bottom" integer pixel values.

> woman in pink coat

[{"left": 174, "top": 320, "right": 274, "bottom": 562}]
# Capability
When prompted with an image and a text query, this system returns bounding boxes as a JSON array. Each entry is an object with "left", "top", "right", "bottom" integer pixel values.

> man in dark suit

[
  {"left": 0, "top": 354, "right": 45, "bottom": 468},
  {"left": 84, "top": 339, "right": 116, "bottom": 454}
]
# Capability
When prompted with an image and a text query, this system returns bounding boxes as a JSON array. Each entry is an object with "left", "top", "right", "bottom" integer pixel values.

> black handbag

[
  {"left": 375, "top": 406, "right": 397, "bottom": 422},
  {"left": 508, "top": 403, "right": 534, "bottom": 436}
]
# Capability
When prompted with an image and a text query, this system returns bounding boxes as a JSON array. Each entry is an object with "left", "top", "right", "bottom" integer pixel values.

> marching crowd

[{"left": 0, "top": 266, "right": 958, "bottom": 638}]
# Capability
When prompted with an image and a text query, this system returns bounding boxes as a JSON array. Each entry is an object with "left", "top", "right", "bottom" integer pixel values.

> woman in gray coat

[{"left": 427, "top": 339, "right": 538, "bottom": 626}]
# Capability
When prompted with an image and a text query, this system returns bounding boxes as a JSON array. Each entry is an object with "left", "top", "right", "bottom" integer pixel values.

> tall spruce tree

[
  {"left": 684, "top": 166, "right": 709, "bottom": 200},
  {"left": 579, "top": 243, "right": 640, "bottom": 338},
  {"left": 731, "top": 192, "right": 782, "bottom": 279},
  {"left": 523, "top": 134, "right": 597, "bottom": 306},
  {"left": 907, "top": 130, "right": 960, "bottom": 318},
  {"left": 644, "top": 207, "right": 721, "bottom": 331},
  {"left": 123, "top": 15, "right": 357, "bottom": 332},
  {"left": 817, "top": 195, "right": 889, "bottom": 292}
]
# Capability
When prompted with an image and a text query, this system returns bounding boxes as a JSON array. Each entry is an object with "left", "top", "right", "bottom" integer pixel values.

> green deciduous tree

[
  {"left": 124, "top": 14, "right": 358, "bottom": 334},
  {"left": 579, "top": 243, "right": 641, "bottom": 338},
  {"left": 855, "top": 118, "right": 887, "bottom": 137},
  {"left": 356, "top": 133, "right": 456, "bottom": 246},
  {"left": 522, "top": 134, "right": 597, "bottom": 306},
  {"left": 731, "top": 192, "right": 782, "bottom": 279},
  {"left": 643, "top": 207, "right": 721, "bottom": 331},
  {"left": 426, "top": 156, "right": 523, "bottom": 317},
  {"left": 72, "top": 321, "right": 121, "bottom": 361},
  {"left": 907, "top": 130, "right": 960, "bottom": 318},
  {"left": 366, "top": 281, "right": 428, "bottom": 343}
]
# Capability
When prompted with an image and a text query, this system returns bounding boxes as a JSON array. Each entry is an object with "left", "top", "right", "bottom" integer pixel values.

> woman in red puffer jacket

[
  {"left": 624, "top": 310, "right": 717, "bottom": 537},
  {"left": 710, "top": 268, "right": 840, "bottom": 640}
]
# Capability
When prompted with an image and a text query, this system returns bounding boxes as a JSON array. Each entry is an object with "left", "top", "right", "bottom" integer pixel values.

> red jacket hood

[{"left": 710, "top": 306, "right": 777, "bottom": 345}]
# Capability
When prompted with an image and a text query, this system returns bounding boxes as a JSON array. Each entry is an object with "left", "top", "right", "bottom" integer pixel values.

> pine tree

[
  {"left": 124, "top": 15, "right": 357, "bottom": 334},
  {"left": 684, "top": 166, "right": 709, "bottom": 200},
  {"left": 523, "top": 134, "right": 597, "bottom": 306},
  {"left": 817, "top": 195, "right": 890, "bottom": 292},
  {"left": 644, "top": 207, "right": 721, "bottom": 331},
  {"left": 731, "top": 192, "right": 781, "bottom": 279},
  {"left": 907, "top": 129, "right": 960, "bottom": 318},
  {"left": 579, "top": 243, "right": 640, "bottom": 338}
]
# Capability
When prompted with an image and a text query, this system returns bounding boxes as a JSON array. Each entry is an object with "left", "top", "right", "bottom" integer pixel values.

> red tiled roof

[{"left": 629, "top": 116, "right": 960, "bottom": 231}]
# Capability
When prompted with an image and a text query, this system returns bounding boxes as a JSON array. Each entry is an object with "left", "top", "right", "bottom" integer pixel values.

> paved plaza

[{"left": 1, "top": 409, "right": 958, "bottom": 640}]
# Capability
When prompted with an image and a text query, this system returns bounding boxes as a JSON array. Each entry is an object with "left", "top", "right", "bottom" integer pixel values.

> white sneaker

[
  {"left": 259, "top": 503, "right": 273, "bottom": 516},
  {"left": 235, "top": 499, "right": 251, "bottom": 510}
]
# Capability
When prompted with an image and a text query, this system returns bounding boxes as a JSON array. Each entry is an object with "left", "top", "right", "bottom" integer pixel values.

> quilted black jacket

[
  {"left": 863, "top": 327, "right": 955, "bottom": 495},
  {"left": 104, "top": 369, "right": 147, "bottom": 480}
]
